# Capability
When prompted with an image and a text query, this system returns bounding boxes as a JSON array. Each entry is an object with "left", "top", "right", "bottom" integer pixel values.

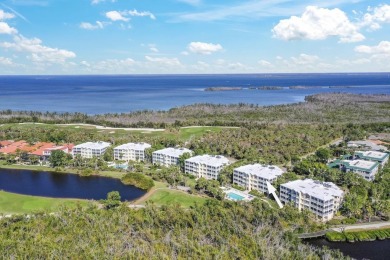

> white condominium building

[
  {"left": 233, "top": 164, "right": 285, "bottom": 193},
  {"left": 72, "top": 141, "right": 111, "bottom": 159},
  {"left": 152, "top": 147, "right": 192, "bottom": 167},
  {"left": 280, "top": 179, "right": 344, "bottom": 221},
  {"left": 114, "top": 142, "right": 151, "bottom": 161},
  {"left": 185, "top": 155, "right": 229, "bottom": 180},
  {"left": 340, "top": 159, "right": 379, "bottom": 181}
]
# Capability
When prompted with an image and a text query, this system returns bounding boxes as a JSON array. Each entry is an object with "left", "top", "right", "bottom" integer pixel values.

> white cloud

[
  {"left": 79, "top": 21, "right": 105, "bottom": 30},
  {"left": 362, "top": 4, "right": 390, "bottom": 30},
  {"left": 91, "top": 0, "right": 116, "bottom": 4},
  {"left": 188, "top": 42, "right": 223, "bottom": 55},
  {"left": 272, "top": 6, "right": 365, "bottom": 43},
  {"left": 128, "top": 10, "right": 156, "bottom": 20},
  {"left": 0, "top": 9, "right": 17, "bottom": 34},
  {"left": 145, "top": 56, "right": 182, "bottom": 66},
  {"left": 0, "top": 10, "right": 15, "bottom": 20},
  {"left": 106, "top": 11, "right": 129, "bottom": 22},
  {"left": 258, "top": 59, "right": 274, "bottom": 68},
  {"left": 105, "top": 10, "right": 156, "bottom": 22},
  {"left": 93, "top": 58, "right": 135, "bottom": 71},
  {"left": 1, "top": 35, "right": 76, "bottom": 63},
  {"left": 0, "top": 56, "right": 13, "bottom": 65},
  {"left": 354, "top": 41, "right": 390, "bottom": 55},
  {"left": 147, "top": 44, "right": 159, "bottom": 53},
  {"left": 291, "top": 53, "right": 319, "bottom": 65},
  {"left": 0, "top": 21, "right": 17, "bottom": 34}
]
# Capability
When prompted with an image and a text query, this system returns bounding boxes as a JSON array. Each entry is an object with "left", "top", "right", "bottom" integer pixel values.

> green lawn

[
  {"left": 0, "top": 191, "right": 90, "bottom": 214},
  {"left": 145, "top": 189, "right": 208, "bottom": 208}
]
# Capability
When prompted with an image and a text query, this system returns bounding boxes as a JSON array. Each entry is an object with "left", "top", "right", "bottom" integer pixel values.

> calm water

[
  {"left": 0, "top": 168, "right": 145, "bottom": 201},
  {"left": 0, "top": 73, "right": 390, "bottom": 114},
  {"left": 306, "top": 238, "right": 390, "bottom": 260}
]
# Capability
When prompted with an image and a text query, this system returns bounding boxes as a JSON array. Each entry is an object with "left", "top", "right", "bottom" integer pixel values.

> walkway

[{"left": 297, "top": 221, "right": 390, "bottom": 239}]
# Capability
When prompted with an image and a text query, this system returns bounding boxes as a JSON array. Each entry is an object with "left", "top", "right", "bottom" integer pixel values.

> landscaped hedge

[{"left": 326, "top": 228, "right": 390, "bottom": 242}]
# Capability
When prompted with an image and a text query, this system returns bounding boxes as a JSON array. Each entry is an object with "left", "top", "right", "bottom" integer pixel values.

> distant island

[
  {"left": 204, "top": 87, "right": 243, "bottom": 91},
  {"left": 250, "top": 86, "right": 284, "bottom": 90}
]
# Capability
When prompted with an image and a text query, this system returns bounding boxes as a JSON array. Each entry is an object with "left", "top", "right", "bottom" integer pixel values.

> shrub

[
  {"left": 122, "top": 172, "right": 154, "bottom": 191},
  {"left": 325, "top": 231, "right": 346, "bottom": 242}
]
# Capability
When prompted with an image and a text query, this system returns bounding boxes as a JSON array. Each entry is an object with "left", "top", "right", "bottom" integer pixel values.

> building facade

[
  {"left": 233, "top": 164, "right": 285, "bottom": 193},
  {"left": 114, "top": 142, "right": 151, "bottom": 161},
  {"left": 72, "top": 141, "right": 111, "bottom": 159},
  {"left": 152, "top": 147, "right": 192, "bottom": 167},
  {"left": 280, "top": 179, "right": 344, "bottom": 221},
  {"left": 185, "top": 155, "right": 229, "bottom": 180}
]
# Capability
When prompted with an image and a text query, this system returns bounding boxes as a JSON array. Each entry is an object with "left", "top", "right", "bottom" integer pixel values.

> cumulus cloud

[
  {"left": 0, "top": 35, "right": 76, "bottom": 63},
  {"left": 0, "top": 9, "right": 17, "bottom": 34},
  {"left": 79, "top": 21, "right": 106, "bottom": 30},
  {"left": 355, "top": 41, "right": 390, "bottom": 54},
  {"left": 188, "top": 42, "right": 223, "bottom": 55},
  {"left": 0, "top": 56, "right": 13, "bottom": 65},
  {"left": 145, "top": 56, "right": 182, "bottom": 66},
  {"left": 362, "top": 4, "right": 390, "bottom": 30},
  {"left": 272, "top": 6, "right": 365, "bottom": 43},
  {"left": 106, "top": 11, "right": 129, "bottom": 22},
  {"left": 0, "top": 22, "right": 17, "bottom": 34},
  {"left": 0, "top": 10, "right": 15, "bottom": 20}
]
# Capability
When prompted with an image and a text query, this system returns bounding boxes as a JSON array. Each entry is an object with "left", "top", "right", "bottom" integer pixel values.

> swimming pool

[{"left": 227, "top": 192, "right": 245, "bottom": 201}]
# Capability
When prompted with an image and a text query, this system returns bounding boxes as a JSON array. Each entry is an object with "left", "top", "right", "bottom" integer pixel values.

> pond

[
  {"left": 0, "top": 168, "right": 146, "bottom": 201},
  {"left": 306, "top": 238, "right": 390, "bottom": 260}
]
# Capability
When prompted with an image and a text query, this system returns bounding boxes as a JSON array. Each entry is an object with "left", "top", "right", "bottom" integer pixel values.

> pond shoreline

[{"left": 0, "top": 167, "right": 147, "bottom": 202}]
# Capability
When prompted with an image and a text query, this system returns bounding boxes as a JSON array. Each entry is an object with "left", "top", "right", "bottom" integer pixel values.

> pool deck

[{"left": 221, "top": 187, "right": 255, "bottom": 201}]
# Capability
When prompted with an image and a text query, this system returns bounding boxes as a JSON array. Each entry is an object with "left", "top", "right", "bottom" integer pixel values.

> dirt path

[
  {"left": 131, "top": 187, "right": 168, "bottom": 205},
  {"left": 332, "top": 221, "right": 390, "bottom": 232}
]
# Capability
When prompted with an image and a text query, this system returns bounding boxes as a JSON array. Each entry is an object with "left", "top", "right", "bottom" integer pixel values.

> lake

[
  {"left": 0, "top": 168, "right": 146, "bottom": 201},
  {"left": 306, "top": 238, "right": 390, "bottom": 260}
]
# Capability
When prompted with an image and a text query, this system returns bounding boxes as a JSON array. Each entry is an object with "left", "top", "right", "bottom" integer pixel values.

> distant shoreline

[{"left": 204, "top": 86, "right": 356, "bottom": 91}]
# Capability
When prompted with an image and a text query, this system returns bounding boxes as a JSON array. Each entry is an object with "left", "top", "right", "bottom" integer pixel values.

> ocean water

[{"left": 0, "top": 73, "right": 390, "bottom": 114}]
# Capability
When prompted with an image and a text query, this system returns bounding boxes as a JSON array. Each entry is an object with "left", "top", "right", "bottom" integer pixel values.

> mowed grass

[
  {"left": 145, "top": 189, "right": 208, "bottom": 208},
  {"left": 0, "top": 191, "right": 90, "bottom": 214},
  {"left": 0, "top": 123, "right": 229, "bottom": 142}
]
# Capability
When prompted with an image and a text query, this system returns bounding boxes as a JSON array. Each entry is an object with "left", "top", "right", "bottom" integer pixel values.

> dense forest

[
  {"left": 0, "top": 200, "right": 347, "bottom": 259},
  {"left": 1, "top": 93, "right": 390, "bottom": 127}
]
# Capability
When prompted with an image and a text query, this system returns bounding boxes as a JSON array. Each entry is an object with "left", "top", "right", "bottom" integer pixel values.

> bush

[
  {"left": 325, "top": 231, "right": 346, "bottom": 242},
  {"left": 80, "top": 168, "right": 93, "bottom": 176},
  {"left": 122, "top": 172, "right": 154, "bottom": 191}
]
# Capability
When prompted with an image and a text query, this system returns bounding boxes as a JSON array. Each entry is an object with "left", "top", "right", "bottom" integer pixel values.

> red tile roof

[{"left": 0, "top": 140, "right": 74, "bottom": 155}]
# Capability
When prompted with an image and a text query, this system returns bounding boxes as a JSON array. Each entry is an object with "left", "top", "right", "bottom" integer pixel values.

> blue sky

[{"left": 0, "top": 0, "right": 389, "bottom": 74}]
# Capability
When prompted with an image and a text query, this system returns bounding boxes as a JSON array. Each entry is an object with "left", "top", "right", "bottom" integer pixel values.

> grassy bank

[
  {"left": 144, "top": 189, "right": 208, "bottom": 208},
  {"left": 326, "top": 228, "right": 390, "bottom": 242},
  {"left": 0, "top": 191, "right": 90, "bottom": 214}
]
